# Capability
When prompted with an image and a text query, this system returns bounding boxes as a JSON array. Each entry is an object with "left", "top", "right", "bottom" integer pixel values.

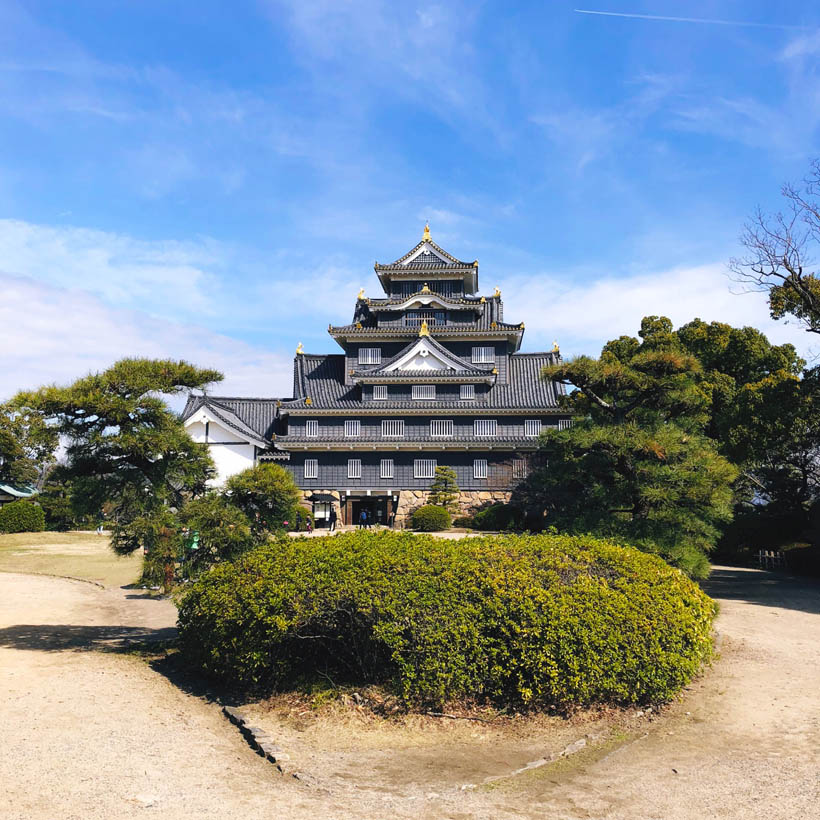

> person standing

[
  {"left": 359, "top": 509, "right": 367, "bottom": 529},
  {"left": 329, "top": 506, "right": 337, "bottom": 532}
]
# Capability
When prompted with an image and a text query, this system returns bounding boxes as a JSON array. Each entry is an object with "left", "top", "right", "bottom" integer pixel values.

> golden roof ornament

[
  {"left": 423, "top": 222, "right": 431, "bottom": 241},
  {"left": 491, "top": 367, "right": 499, "bottom": 375},
  {"left": 355, "top": 321, "right": 362, "bottom": 329},
  {"left": 421, "top": 282, "right": 431, "bottom": 293},
  {"left": 357, "top": 287, "right": 365, "bottom": 300},
  {"left": 552, "top": 340, "right": 559, "bottom": 352},
  {"left": 493, "top": 286, "right": 501, "bottom": 298},
  {"left": 491, "top": 321, "right": 497, "bottom": 328},
  {"left": 305, "top": 396, "right": 312, "bottom": 406},
  {"left": 473, "top": 260, "right": 479, "bottom": 267},
  {"left": 419, "top": 320, "right": 430, "bottom": 337},
  {"left": 520, "top": 322, "right": 525, "bottom": 329},
  {"left": 480, "top": 296, "right": 486, "bottom": 303},
  {"left": 295, "top": 342, "right": 304, "bottom": 355}
]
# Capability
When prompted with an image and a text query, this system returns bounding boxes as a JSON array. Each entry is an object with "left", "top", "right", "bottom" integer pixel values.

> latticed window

[
  {"left": 524, "top": 419, "right": 542, "bottom": 438},
  {"left": 473, "top": 459, "right": 488, "bottom": 479},
  {"left": 347, "top": 459, "right": 361, "bottom": 479},
  {"left": 512, "top": 459, "right": 528, "bottom": 480},
  {"left": 358, "top": 348, "right": 381, "bottom": 364},
  {"left": 430, "top": 419, "right": 454, "bottom": 438},
  {"left": 558, "top": 418, "right": 573, "bottom": 431},
  {"left": 381, "top": 420, "right": 405, "bottom": 438},
  {"left": 414, "top": 459, "right": 436, "bottom": 479},
  {"left": 474, "top": 419, "right": 497, "bottom": 437},
  {"left": 344, "top": 420, "right": 361, "bottom": 437},
  {"left": 373, "top": 385, "right": 388, "bottom": 400},
  {"left": 304, "top": 459, "right": 318, "bottom": 479},
  {"left": 460, "top": 384, "right": 475, "bottom": 400},
  {"left": 412, "top": 384, "right": 436, "bottom": 400},
  {"left": 305, "top": 420, "right": 319, "bottom": 438},
  {"left": 472, "top": 346, "right": 495, "bottom": 364},
  {"left": 380, "top": 459, "right": 394, "bottom": 479}
]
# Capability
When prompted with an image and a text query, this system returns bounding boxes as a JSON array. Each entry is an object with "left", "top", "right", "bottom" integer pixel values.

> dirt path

[{"left": 0, "top": 566, "right": 818, "bottom": 819}]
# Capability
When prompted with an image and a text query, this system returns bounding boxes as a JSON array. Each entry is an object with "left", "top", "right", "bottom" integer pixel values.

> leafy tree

[
  {"left": 0, "top": 499, "right": 45, "bottom": 533},
  {"left": 428, "top": 465, "right": 459, "bottom": 511},
  {"left": 731, "top": 159, "right": 820, "bottom": 335},
  {"left": 37, "top": 469, "right": 80, "bottom": 531},
  {"left": 179, "top": 494, "right": 256, "bottom": 571},
  {"left": 529, "top": 317, "right": 738, "bottom": 579},
  {"left": 0, "top": 403, "right": 57, "bottom": 487},
  {"left": 13, "top": 359, "right": 222, "bottom": 576},
  {"left": 223, "top": 463, "right": 300, "bottom": 537}
]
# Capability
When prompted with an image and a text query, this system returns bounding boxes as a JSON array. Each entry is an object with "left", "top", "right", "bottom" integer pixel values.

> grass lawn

[{"left": 0, "top": 531, "right": 142, "bottom": 588}]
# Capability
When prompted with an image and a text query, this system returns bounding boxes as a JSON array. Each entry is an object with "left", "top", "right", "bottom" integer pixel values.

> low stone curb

[{"left": 222, "top": 705, "right": 314, "bottom": 783}]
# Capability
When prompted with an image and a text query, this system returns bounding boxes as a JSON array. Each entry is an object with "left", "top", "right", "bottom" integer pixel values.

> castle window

[
  {"left": 524, "top": 419, "right": 542, "bottom": 438},
  {"left": 358, "top": 348, "right": 382, "bottom": 364},
  {"left": 472, "top": 346, "right": 495, "bottom": 364},
  {"left": 473, "top": 459, "right": 488, "bottom": 479},
  {"left": 430, "top": 419, "right": 454, "bottom": 438},
  {"left": 513, "top": 459, "right": 528, "bottom": 480},
  {"left": 474, "top": 419, "right": 497, "bottom": 437},
  {"left": 348, "top": 459, "right": 361, "bottom": 479},
  {"left": 380, "top": 459, "right": 394, "bottom": 479},
  {"left": 305, "top": 420, "right": 319, "bottom": 438},
  {"left": 414, "top": 459, "right": 436, "bottom": 479},
  {"left": 412, "top": 384, "right": 436, "bottom": 400},
  {"left": 558, "top": 419, "right": 573, "bottom": 431},
  {"left": 345, "top": 420, "right": 361, "bottom": 437},
  {"left": 382, "top": 420, "right": 405, "bottom": 438},
  {"left": 304, "top": 459, "right": 318, "bottom": 479},
  {"left": 460, "top": 384, "right": 475, "bottom": 400},
  {"left": 373, "top": 385, "right": 388, "bottom": 400}
]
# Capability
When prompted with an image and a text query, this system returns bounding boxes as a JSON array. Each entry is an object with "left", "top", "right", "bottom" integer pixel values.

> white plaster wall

[{"left": 209, "top": 443, "right": 255, "bottom": 486}]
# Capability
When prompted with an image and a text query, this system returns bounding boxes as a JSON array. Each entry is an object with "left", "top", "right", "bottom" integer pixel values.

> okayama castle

[{"left": 182, "top": 226, "right": 570, "bottom": 527}]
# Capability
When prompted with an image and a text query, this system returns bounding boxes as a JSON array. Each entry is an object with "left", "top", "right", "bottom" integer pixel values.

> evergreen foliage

[
  {"left": 534, "top": 317, "right": 738, "bottom": 578},
  {"left": 0, "top": 499, "right": 45, "bottom": 533},
  {"left": 223, "top": 463, "right": 301, "bottom": 536},
  {"left": 0, "top": 402, "right": 56, "bottom": 486},
  {"left": 427, "top": 465, "right": 459, "bottom": 511},
  {"left": 179, "top": 494, "right": 257, "bottom": 570},
  {"left": 410, "top": 504, "right": 451, "bottom": 531},
  {"left": 178, "top": 531, "right": 717, "bottom": 708}
]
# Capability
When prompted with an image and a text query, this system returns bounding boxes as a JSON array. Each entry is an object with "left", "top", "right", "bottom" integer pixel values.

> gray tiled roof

[
  {"left": 353, "top": 335, "right": 494, "bottom": 377},
  {"left": 282, "top": 351, "right": 564, "bottom": 411},
  {"left": 375, "top": 238, "right": 472, "bottom": 269},
  {"left": 182, "top": 395, "right": 281, "bottom": 441}
]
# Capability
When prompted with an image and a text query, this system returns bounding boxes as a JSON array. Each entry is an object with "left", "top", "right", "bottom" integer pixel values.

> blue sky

[{"left": 2, "top": 0, "right": 820, "bottom": 398}]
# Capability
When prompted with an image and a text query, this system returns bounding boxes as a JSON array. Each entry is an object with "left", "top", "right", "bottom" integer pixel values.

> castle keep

[{"left": 183, "top": 227, "right": 570, "bottom": 526}]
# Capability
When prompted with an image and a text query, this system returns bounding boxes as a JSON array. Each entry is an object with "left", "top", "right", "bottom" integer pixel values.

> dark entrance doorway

[{"left": 349, "top": 496, "right": 389, "bottom": 527}]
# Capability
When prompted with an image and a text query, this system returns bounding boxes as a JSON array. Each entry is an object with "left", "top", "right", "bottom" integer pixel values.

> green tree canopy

[
  {"left": 13, "top": 358, "right": 222, "bottom": 556},
  {"left": 223, "top": 463, "right": 301, "bottom": 536},
  {"left": 0, "top": 402, "right": 57, "bottom": 487},
  {"left": 428, "top": 465, "right": 460, "bottom": 511},
  {"left": 529, "top": 316, "right": 738, "bottom": 579}
]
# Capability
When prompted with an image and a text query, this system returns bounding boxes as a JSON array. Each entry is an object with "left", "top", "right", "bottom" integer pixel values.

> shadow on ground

[
  {"left": 0, "top": 623, "right": 177, "bottom": 652},
  {"left": 704, "top": 566, "right": 820, "bottom": 616}
]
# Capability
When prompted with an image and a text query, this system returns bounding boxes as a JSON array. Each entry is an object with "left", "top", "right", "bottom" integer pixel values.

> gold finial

[
  {"left": 490, "top": 321, "right": 497, "bottom": 328},
  {"left": 491, "top": 367, "right": 498, "bottom": 375},
  {"left": 473, "top": 260, "right": 479, "bottom": 267},
  {"left": 480, "top": 296, "right": 486, "bottom": 303},
  {"left": 421, "top": 282, "right": 431, "bottom": 293},
  {"left": 423, "top": 222, "right": 431, "bottom": 241},
  {"left": 552, "top": 340, "right": 559, "bottom": 352},
  {"left": 357, "top": 287, "right": 365, "bottom": 300},
  {"left": 295, "top": 342, "right": 304, "bottom": 355},
  {"left": 493, "top": 286, "right": 501, "bottom": 298},
  {"left": 305, "top": 396, "right": 312, "bottom": 406},
  {"left": 356, "top": 321, "right": 362, "bottom": 329},
  {"left": 419, "top": 320, "right": 430, "bottom": 337},
  {"left": 519, "top": 322, "right": 525, "bottom": 330}
]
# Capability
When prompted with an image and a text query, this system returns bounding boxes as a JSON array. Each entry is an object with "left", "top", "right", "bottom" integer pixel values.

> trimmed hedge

[
  {"left": 178, "top": 531, "right": 716, "bottom": 708},
  {"left": 472, "top": 503, "right": 522, "bottom": 531},
  {"left": 410, "top": 504, "right": 451, "bottom": 531},
  {"left": 0, "top": 499, "right": 45, "bottom": 533}
]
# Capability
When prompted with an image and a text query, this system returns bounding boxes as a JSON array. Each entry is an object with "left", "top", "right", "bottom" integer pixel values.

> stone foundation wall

[{"left": 394, "top": 490, "right": 512, "bottom": 528}]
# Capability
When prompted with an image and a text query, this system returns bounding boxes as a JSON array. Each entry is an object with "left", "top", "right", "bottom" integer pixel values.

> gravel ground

[{"left": 0, "top": 566, "right": 818, "bottom": 819}]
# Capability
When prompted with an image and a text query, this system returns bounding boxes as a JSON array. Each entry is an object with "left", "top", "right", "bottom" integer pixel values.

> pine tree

[{"left": 428, "top": 466, "right": 460, "bottom": 512}]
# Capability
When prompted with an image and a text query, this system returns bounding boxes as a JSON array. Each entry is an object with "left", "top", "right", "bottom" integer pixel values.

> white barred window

[
  {"left": 512, "top": 459, "right": 528, "bottom": 480},
  {"left": 524, "top": 419, "right": 542, "bottom": 438},
  {"left": 414, "top": 459, "right": 436, "bottom": 479},
  {"left": 430, "top": 419, "right": 454, "bottom": 438},
  {"left": 381, "top": 419, "right": 405, "bottom": 438},
  {"left": 412, "top": 384, "right": 436, "bottom": 400},
  {"left": 344, "top": 420, "right": 361, "bottom": 437},
  {"left": 380, "top": 458, "right": 394, "bottom": 479},
  {"left": 558, "top": 418, "right": 573, "bottom": 431},
  {"left": 460, "top": 384, "right": 475, "bottom": 400},
  {"left": 305, "top": 420, "right": 319, "bottom": 438},
  {"left": 304, "top": 459, "right": 318, "bottom": 479},
  {"left": 373, "top": 385, "right": 388, "bottom": 400},
  {"left": 472, "top": 346, "right": 495, "bottom": 364},
  {"left": 358, "top": 348, "right": 382, "bottom": 364},
  {"left": 347, "top": 459, "right": 361, "bottom": 479},
  {"left": 474, "top": 419, "right": 497, "bottom": 437},
  {"left": 473, "top": 459, "right": 488, "bottom": 479}
]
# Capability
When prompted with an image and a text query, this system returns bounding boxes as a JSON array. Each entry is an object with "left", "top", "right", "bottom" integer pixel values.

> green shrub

[
  {"left": 0, "top": 499, "right": 45, "bottom": 533},
  {"left": 410, "top": 504, "right": 451, "bottom": 531},
  {"left": 472, "top": 502, "right": 523, "bottom": 531},
  {"left": 178, "top": 531, "right": 716, "bottom": 709},
  {"left": 451, "top": 515, "right": 474, "bottom": 528},
  {"left": 223, "top": 463, "right": 300, "bottom": 536}
]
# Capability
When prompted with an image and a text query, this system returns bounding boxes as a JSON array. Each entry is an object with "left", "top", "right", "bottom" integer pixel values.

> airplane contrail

[{"left": 574, "top": 9, "right": 807, "bottom": 30}]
